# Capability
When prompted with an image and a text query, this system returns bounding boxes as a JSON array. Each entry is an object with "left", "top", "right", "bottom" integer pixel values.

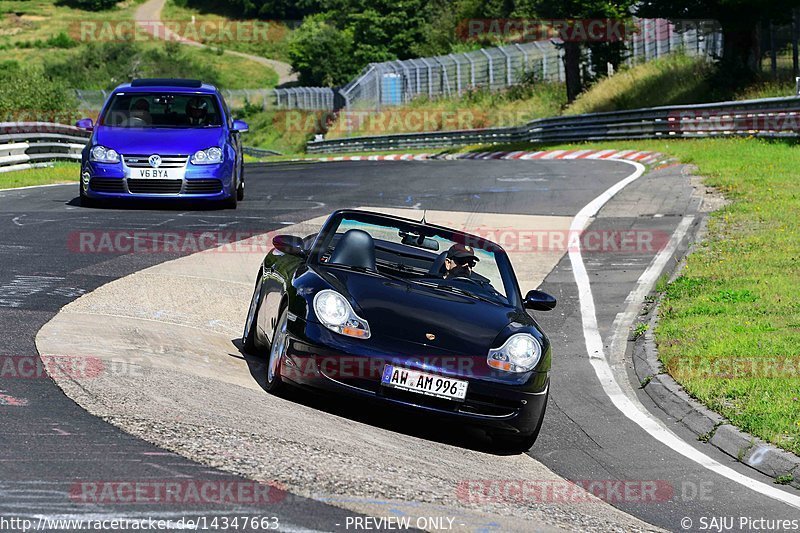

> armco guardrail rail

[
  {"left": 0, "top": 123, "right": 283, "bottom": 175},
  {"left": 0, "top": 122, "right": 90, "bottom": 173},
  {"left": 306, "top": 96, "right": 800, "bottom": 154}
]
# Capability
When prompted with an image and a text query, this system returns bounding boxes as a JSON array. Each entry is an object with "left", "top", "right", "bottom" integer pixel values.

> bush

[
  {"left": 44, "top": 42, "right": 221, "bottom": 90},
  {"left": 288, "top": 14, "right": 358, "bottom": 86},
  {"left": 56, "top": 0, "right": 119, "bottom": 11},
  {"left": 46, "top": 32, "right": 78, "bottom": 49},
  {"left": 0, "top": 62, "right": 76, "bottom": 114}
]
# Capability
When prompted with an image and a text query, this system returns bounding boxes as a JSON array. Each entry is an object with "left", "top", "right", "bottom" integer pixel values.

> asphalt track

[{"left": 1, "top": 159, "right": 799, "bottom": 531}]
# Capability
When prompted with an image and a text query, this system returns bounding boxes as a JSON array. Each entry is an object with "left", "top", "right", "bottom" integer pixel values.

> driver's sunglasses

[{"left": 452, "top": 257, "right": 477, "bottom": 267}]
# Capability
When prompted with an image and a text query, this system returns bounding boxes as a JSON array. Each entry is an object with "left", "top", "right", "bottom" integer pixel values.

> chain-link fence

[
  {"left": 72, "top": 18, "right": 724, "bottom": 114},
  {"left": 280, "top": 17, "right": 723, "bottom": 112}
]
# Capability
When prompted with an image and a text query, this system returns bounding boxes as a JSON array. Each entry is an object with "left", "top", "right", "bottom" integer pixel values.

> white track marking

[
  {"left": 0, "top": 182, "right": 73, "bottom": 194},
  {"left": 569, "top": 160, "right": 800, "bottom": 510}
]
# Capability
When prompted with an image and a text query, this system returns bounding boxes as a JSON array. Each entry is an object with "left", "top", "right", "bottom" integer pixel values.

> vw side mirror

[{"left": 75, "top": 118, "right": 94, "bottom": 130}]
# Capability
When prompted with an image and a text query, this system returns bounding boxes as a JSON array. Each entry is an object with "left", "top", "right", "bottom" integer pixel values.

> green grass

[
  {"left": 465, "top": 137, "right": 800, "bottom": 456},
  {"left": 565, "top": 54, "right": 717, "bottom": 115},
  {"left": 0, "top": 0, "right": 278, "bottom": 90},
  {"left": 325, "top": 53, "right": 796, "bottom": 142},
  {"left": 326, "top": 82, "right": 566, "bottom": 140},
  {"left": 0, "top": 162, "right": 79, "bottom": 188},
  {"left": 161, "top": 0, "right": 292, "bottom": 63}
]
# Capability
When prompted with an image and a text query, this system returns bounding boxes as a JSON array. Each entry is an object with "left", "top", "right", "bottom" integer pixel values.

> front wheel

[
  {"left": 236, "top": 167, "right": 245, "bottom": 201},
  {"left": 79, "top": 185, "right": 99, "bottom": 208},
  {"left": 264, "top": 307, "right": 289, "bottom": 393},
  {"left": 242, "top": 270, "right": 264, "bottom": 354}
]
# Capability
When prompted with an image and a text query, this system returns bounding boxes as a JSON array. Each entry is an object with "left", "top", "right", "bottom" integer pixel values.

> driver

[
  {"left": 185, "top": 97, "right": 209, "bottom": 125},
  {"left": 129, "top": 98, "right": 152, "bottom": 125},
  {"left": 444, "top": 243, "right": 479, "bottom": 279}
]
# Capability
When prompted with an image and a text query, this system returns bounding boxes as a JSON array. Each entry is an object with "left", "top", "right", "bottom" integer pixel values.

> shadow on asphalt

[
  {"left": 231, "top": 337, "right": 534, "bottom": 457},
  {"left": 66, "top": 197, "right": 233, "bottom": 211}
]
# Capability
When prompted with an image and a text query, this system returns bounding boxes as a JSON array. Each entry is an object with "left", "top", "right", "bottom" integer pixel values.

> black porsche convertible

[{"left": 242, "top": 209, "right": 557, "bottom": 450}]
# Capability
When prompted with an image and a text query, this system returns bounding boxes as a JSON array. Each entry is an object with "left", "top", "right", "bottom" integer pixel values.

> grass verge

[
  {"left": 0, "top": 162, "right": 79, "bottom": 189},
  {"left": 464, "top": 137, "right": 800, "bottom": 456},
  {"left": 0, "top": 0, "right": 278, "bottom": 90},
  {"left": 325, "top": 81, "right": 566, "bottom": 140},
  {"left": 161, "top": 0, "right": 291, "bottom": 63}
]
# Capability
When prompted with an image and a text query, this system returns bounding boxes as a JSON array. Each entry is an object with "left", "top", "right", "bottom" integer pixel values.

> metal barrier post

[{"left": 479, "top": 49, "right": 494, "bottom": 87}]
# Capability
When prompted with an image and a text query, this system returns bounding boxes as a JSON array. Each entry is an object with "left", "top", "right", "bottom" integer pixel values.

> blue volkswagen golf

[{"left": 76, "top": 79, "right": 249, "bottom": 209}]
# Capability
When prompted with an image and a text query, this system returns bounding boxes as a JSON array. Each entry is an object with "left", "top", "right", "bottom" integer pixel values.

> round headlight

[
  {"left": 91, "top": 146, "right": 107, "bottom": 160},
  {"left": 192, "top": 150, "right": 207, "bottom": 163},
  {"left": 206, "top": 147, "right": 222, "bottom": 162},
  {"left": 105, "top": 149, "right": 118, "bottom": 161},
  {"left": 506, "top": 335, "right": 539, "bottom": 365},
  {"left": 487, "top": 333, "right": 542, "bottom": 373},
  {"left": 314, "top": 290, "right": 349, "bottom": 327}
]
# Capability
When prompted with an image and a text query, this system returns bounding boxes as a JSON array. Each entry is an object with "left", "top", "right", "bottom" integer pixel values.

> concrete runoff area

[{"left": 36, "top": 208, "right": 655, "bottom": 532}]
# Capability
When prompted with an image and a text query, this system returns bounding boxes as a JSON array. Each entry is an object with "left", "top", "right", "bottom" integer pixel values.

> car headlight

[
  {"left": 90, "top": 146, "right": 119, "bottom": 163},
  {"left": 313, "top": 289, "right": 370, "bottom": 339},
  {"left": 191, "top": 147, "right": 223, "bottom": 165},
  {"left": 487, "top": 333, "right": 542, "bottom": 372}
]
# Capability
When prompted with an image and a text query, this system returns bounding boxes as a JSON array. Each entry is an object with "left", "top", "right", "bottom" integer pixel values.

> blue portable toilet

[{"left": 381, "top": 73, "right": 402, "bottom": 106}]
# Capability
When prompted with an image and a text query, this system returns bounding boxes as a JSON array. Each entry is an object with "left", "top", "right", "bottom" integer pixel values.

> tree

[
  {"left": 288, "top": 14, "right": 357, "bottom": 86},
  {"left": 514, "top": 0, "right": 635, "bottom": 103},
  {"left": 636, "top": 0, "right": 797, "bottom": 76}
]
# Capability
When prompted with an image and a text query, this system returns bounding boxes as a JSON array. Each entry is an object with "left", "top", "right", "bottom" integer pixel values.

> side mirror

[
  {"left": 524, "top": 290, "right": 557, "bottom": 311},
  {"left": 232, "top": 119, "right": 249, "bottom": 133},
  {"left": 273, "top": 235, "right": 305, "bottom": 257},
  {"left": 75, "top": 118, "right": 93, "bottom": 130}
]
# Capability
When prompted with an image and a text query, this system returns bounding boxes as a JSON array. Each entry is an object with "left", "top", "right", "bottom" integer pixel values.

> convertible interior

[{"left": 314, "top": 229, "right": 493, "bottom": 286}]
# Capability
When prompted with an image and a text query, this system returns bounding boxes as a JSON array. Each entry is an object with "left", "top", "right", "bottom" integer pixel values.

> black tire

[
  {"left": 224, "top": 193, "right": 238, "bottom": 209},
  {"left": 236, "top": 166, "right": 245, "bottom": 201},
  {"left": 264, "top": 306, "right": 289, "bottom": 393},
  {"left": 79, "top": 188, "right": 99, "bottom": 208},
  {"left": 492, "top": 390, "right": 548, "bottom": 453},
  {"left": 242, "top": 270, "right": 264, "bottom": 354}
]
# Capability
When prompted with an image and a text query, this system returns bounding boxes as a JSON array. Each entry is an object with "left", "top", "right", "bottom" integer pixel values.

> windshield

[
  {"left": 100, "top": 92, "right": 223, "bottom": 128},
  {"left": 312, "top": 213, "right": 518, "bottom": 306}
]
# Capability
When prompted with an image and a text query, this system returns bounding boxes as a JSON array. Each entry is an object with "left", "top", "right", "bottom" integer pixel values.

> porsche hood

[{"left": 314, "top": 267, "right": 522, "bottom": 356}]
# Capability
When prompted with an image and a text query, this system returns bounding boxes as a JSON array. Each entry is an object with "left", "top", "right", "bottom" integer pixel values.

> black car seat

[
  {"left": 428, "top": 251, "right": 448, "bottom": 276},
  {"left": 328, "top": 229, "right": 376, "bottom": 270}
]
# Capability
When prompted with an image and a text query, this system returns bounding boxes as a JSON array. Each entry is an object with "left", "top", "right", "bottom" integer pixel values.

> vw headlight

[
  {"left": 487, "top": 333, "right": 542, "bottom": 372},
  {"left": 191, "top": 147, "right": 223, "bottom": 165},
  {"left": 313, "top": 289, "right": 370, "bottom": 339},
  {"left": 90, "top": 146, "right": 119, "bottom": 163}
]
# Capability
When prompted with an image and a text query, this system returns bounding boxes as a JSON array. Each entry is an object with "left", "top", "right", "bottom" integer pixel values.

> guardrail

[
  {"left": 0, "top": 123, "right": 285, "bottom": 175},
  {"left": 0, "top": 123, "right": 90, "bottom": 174},
  {"left": 307, "top": 95, "right": 800, "bottom": 154}
]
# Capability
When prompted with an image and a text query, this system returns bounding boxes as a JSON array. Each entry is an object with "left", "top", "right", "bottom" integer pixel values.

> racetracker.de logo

[
  {"left": 70, "top": 20, "right": 285, "bottom": 43},
  {"left": 69, "top": 480, "right": 287, "bottom": 505},
  {"left": 457, "top": 18, "right": 632, "bottom": 43},
  {"left": 0, "top": 355, "right": 104, "bottom": 380},
  {"left": 457, "top": 479, "right": 674, "bottom": 504},
  {"left": 68, "top": 231, "right": 278, "bottom": 254},
  {"left": 462, "top": 228, "right": 672, "bottom": 254}
]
